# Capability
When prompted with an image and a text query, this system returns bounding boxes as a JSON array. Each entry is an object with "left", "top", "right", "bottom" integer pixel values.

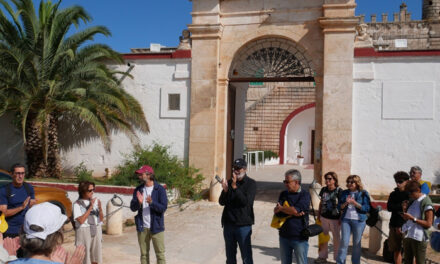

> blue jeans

[
  {"left": 223, "top": 224, "right": 253, "bottom": 264},
  {"left": 336, "top": 219, "right": 366, "bottom": 264},
  {"left": 279, "top": 236, "right": 309, "bottom": 264}
]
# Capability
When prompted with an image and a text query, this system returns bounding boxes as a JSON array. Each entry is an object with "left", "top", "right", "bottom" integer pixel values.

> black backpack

[{"left": 363, "top": 191, "right": 380, "bottom": 227}]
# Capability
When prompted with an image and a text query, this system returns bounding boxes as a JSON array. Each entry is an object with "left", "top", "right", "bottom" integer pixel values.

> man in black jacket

[
  {"left": 387, "top": 171, "right": 410, "bottom": 264},
  {"left": 219, "top": 158, "right": 256, "bottom": 264}
]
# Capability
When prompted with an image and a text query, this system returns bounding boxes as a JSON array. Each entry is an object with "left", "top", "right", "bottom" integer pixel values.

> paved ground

[{"left": 60, "top": 165, "right": 395, "bottom": 264}]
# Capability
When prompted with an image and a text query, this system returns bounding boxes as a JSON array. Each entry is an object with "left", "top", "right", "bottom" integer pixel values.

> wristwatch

[{"left": 413, "top": 217, "right": 417, "bottom": 223}]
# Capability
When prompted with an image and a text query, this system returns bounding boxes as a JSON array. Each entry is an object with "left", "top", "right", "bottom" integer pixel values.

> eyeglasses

[
  {"left": 325, "top": 177, "right": 333, "bottom": 181},
  {"left": 347, "top": 181, "right": 355, "bottom": 184},
  {"left": 87, "top": 189, "right": 95, "bottom": 193},
  {"left": 14, "top": 172, "right": 25, "bottom": 175}
]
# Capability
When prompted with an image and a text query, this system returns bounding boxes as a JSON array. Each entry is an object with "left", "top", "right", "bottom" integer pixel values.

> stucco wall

[
  {"left": 285, "top": 107, "right": 315, "bottom": 164},
  {"left": 352, "top": 56, "right": 440, "bottom": 194},
  {"left": 60, "top": 59, "right": 191, "bottom": 176},
  {"left": 0, "top": 58, "right": 191, "bottom": 175}
]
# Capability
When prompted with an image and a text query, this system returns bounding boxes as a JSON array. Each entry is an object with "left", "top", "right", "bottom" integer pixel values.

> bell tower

[{"left": 422, "top": 0, "right": 440, "bottom": 20}]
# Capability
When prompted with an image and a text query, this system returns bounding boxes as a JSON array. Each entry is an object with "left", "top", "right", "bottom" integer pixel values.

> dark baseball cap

[{"left": 233, "top": 158, "right": 247, "bottom": 169}]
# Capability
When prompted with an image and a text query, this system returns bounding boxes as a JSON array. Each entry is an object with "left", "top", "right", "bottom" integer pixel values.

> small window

[
  {"left": 253, "top": 127, "right": 259, "bottom": 131},
  {"left": 168, "top": 94, "right": 180, "bottom": 111}
]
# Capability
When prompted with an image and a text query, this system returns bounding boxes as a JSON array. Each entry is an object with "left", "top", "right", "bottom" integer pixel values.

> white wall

[
  {"left": 0, "top": 58, "right": 191, "bottom": 175},
  {"left": 60, "top": 59, "right": 191, "bottom": 175},
  {"left": 285, "top": 107, "right": 315, "bottom": 164},
  {"left": 352, "top": 56, "right": 440, "bottom": 194}
]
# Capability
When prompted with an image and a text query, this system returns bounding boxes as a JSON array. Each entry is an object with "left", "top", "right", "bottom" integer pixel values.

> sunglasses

[
  {"left": 347, "top": 181, "right": 355, "bottom": 184},
  {"left": 232, "top": 167, "right": 242, "bottom": 171},
  {"left": 325, "top": 177, "right": 333, "bottom": 181},
  {"left": 87, "top": 188, "right": 95, "bottom": 193},
  {"left": 395, "top": 180, "right": 405, "bottom": 184},
  {"left": 283, "top": 180, "right": 295, "bottom": 184},
  {"left": 14, "top": 172, "right": 25, "bottom": 175}
]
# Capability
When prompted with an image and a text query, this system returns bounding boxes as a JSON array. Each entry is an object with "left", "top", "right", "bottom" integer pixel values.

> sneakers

[{"left": 315, "top": 258, "right": 327, "bottom": 264}]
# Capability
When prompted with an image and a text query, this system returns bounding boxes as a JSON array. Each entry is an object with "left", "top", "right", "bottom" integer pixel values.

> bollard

[
  {"left": 106, "top": 199, "right": 123, "bottom": 235},
  {"left": 368, "top": 210, "right": 391, "bottom": 254},
  {"left": 309, "top": 181, "right": 322, "bottom": 211}
]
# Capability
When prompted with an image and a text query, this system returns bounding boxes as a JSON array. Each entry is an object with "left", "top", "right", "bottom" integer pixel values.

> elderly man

[
  {"left": 130, "top": 165, "right": 168, "bottom": 264},
  {"left": 219, "top": 158, "right": 256, "bottom": 264},
  {"left": 410, "top": 166, "right": 431, "bottom": 195},
  {"left": 274, "top": 169, "right": 310, "bottom": 264}
]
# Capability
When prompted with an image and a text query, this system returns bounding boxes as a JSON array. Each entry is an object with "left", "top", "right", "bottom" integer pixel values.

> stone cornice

[
  {"left": 322, "top": 3, "right": 357, "bottom": 9},
  {"left": 319, "top": 17, "right": 358, "bottom": 33},
  {"left": 188, "top": 23, "right": 224, "bottom": 40}
]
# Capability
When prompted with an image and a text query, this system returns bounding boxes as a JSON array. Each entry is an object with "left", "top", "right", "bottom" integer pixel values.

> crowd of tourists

[
  {"left": 219, "top": 159, "right": 440, "bottom": 264},
  {"left": 0, "top": 160, "right": 439, "bottom": 264}
]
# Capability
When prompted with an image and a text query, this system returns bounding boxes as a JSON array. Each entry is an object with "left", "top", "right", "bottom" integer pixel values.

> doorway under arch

[
  {"left": 227, "top": 37, "right": 316, "bottom": 171},
  {"left": 279, "top": 103, "right": 316, "bottom": 165}
]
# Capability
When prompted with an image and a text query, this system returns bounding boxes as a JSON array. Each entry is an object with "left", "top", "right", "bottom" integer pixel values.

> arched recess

[
  {"left": 228, "top": 37, "right": 315, "bottom": 81},
  {"left": 279, "top": 103, "right": 316, "bottom": 164}
]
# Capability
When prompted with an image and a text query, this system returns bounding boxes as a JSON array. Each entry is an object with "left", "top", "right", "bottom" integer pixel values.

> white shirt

[
  {"left": 142, "top": 185, "right": 154, "bottom": 228},
  {"left": 434, "top": 217, "right": 440, "bottom": 230},
  {"left": 402, "top": 194, "right": 433, "bottom": 242},
  {"left": 73, "top": 199, "right": 102, "bottom": 228},
  {"left": 344, "top": 191, "right": 360, "bottom": 220}
]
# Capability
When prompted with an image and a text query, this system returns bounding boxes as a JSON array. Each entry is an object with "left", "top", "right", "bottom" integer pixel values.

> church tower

[{"left": 422, "top": 0, "right": 440, "bottom": 20}]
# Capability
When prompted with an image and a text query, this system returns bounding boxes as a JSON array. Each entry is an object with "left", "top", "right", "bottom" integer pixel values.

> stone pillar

[
  {"left": 106, "top": 200, "right": 122, "bottom": 235},
  {"left": 210, "top": 78, "right": 229, "bottom": 201},
  {"left": 319, "top": 1, "right": 358, "bottom": 183},
  {"left": 188, "top": 0, "right": 224, "bottom": 202},
  {"left": 369, "top": 210, "right": 391, "bottom": 254}
]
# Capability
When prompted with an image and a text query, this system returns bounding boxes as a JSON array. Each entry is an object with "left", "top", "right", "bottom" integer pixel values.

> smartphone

[{"left": 215, "top": 175, "right": 223, "bottom": 183}]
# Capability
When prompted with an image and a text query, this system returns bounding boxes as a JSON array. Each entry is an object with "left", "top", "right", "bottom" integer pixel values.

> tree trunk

[
  {"left": 25, "top": 114, "right": 62, "bottom": 178},
  {"left": 47, "top": 114, "right": 62, "bottom": 178},
  {"left": 25, "top": 117, "right": 47, "bottom": 178}
]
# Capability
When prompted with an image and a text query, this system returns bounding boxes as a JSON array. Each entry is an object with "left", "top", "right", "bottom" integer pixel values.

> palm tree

[{"left": 0, "top": 0, "right": 149, "bottom": 178}]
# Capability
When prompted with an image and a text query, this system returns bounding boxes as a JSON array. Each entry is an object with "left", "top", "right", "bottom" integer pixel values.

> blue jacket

[
  {"left": 130, "top": 182, "right": 168, "bottom": 234},
  {"left": 338, "top": 189, "right": 370, "bottom": 222}
]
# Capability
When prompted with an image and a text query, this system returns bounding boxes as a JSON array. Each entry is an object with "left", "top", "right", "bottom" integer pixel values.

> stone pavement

[{"left": 62, "top": 165, "right": 388, "bottom": 264}]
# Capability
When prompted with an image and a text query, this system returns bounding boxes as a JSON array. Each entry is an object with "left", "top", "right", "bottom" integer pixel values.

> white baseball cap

[{"left": 23, "top": 202, "right": 67, "bottom": 240}]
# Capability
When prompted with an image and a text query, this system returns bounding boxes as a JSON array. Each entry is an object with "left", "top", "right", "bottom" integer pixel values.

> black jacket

[
  {"left": 219, "top": 175, "right": 256, "bottom": 226},
  {"left": 387, "top": 187, "right": 409, "bottom": 228}
]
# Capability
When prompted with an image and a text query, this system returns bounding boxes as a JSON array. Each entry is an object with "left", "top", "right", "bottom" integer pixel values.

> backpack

[
  {"left": 363, "top": 191, "right": 380, "bottom": 227},
  {"left": 382, "top": 239, "right": 394, "bottom": 263}
]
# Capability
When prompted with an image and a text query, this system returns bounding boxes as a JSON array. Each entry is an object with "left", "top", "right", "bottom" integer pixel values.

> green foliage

[
  {"left": 111, "top": 144, "right": 204, "bottom": 199},
  {"left": 0, "top": 0, "right": 149, "bottom": 177},
  {"left": 248, "top": 150, "right": 279, "bottom": 165},
  {"left": 73, "top": 162, "right": 94, "bottom": 182}
]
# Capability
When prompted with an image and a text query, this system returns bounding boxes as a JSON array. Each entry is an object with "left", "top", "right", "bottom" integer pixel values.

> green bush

[
  {"left": 110, "top": 144, "right": 204, "bottom": 199},
  {"left": 248, "top": 150, "right": 279, "bottom": 165},
  {"left": 73, "top": 162, "right": 94, "bottom": 182}
]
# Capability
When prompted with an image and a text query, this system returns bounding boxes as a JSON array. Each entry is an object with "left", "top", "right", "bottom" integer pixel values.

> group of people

[
  {"left": 0, "top": 164, "right": 87, "bottom": 263},
  {"left": 0, "top": 163, "right": 169, "bottom": 264},
  {"left": 219, "top": 159, "right": 440, "bottom": 264},
  {"left": 0, "top": 160, "right": 438, "bottom": 264}
]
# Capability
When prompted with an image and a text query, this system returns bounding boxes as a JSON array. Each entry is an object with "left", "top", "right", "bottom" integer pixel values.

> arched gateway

[{"left": 188, "top": 0, "right": 358, "bottom": 201}]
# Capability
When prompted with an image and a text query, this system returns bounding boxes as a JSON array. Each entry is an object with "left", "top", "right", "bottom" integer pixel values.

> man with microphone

[{"left": 219, "top": 158, "right": 257, "bottom": 264}]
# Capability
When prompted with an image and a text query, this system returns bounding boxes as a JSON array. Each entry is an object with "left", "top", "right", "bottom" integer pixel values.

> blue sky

[{"left": 16, "top": 1, "right": 424, "bottom": 53}]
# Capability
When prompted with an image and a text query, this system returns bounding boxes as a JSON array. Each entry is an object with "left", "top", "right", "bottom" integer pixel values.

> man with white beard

[{"left": 219, "top": 158, "right": 257, "bottom": 264}]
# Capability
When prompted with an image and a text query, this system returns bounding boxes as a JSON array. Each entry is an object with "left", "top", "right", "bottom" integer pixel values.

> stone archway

[{"left": 188, "top": 0, "right": 358, "bottom": 201}]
